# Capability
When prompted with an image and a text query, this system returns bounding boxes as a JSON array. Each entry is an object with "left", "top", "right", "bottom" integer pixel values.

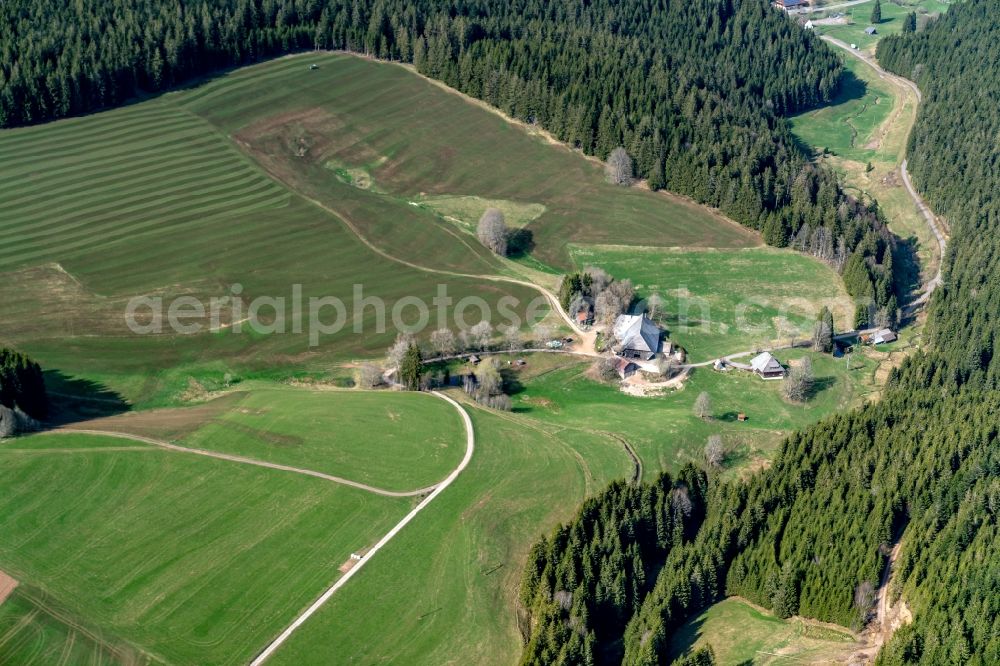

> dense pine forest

[
  {"left": 0, "top": 0, "right": 896, "bottom": 320},
  {"left": 521, "top": 2, "right": 1000, "bottom": 663}
]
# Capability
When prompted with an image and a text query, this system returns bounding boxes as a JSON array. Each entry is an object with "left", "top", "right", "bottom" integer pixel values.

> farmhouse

[
  {"left": 612, "top": 314, "right": 664, "bottom": 360},
  {"left": 614, "top": 358, "right": 639, "bottom": 380},
  {"left": 750, "top": 352, "right": 785, "bottom": 380},
  {"left": 774, "top": 0, "right": 805, "bottom": 10}
]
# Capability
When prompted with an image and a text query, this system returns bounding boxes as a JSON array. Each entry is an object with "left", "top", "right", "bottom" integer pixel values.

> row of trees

[
  {"left": 559, "top": 267, "right": 636, "bottom": 328},
  {"left": 521, "top": 4, "right": 1000, "bottom": 663}
]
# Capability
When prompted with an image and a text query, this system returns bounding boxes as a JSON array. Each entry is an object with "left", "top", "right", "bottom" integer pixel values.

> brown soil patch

[
  {"left": 0, "top": 570, "right": 19, "bottom": 605},
  {"left": 60, "top": 392, "right": 246, "bottom": 440}
]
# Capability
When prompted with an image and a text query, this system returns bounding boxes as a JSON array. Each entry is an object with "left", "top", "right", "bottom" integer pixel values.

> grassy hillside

[
  {"left": 180, "top": 388, "right": 465, "bottom": 491},
  {"left": 0, "top": 431, "right": 410, "bottom": 664},
  {"left": 263, "top": 395, "right": 633, "bottom": 665},
  {"left": 669, "top": 597, "right": 858, "bottom": 665}
]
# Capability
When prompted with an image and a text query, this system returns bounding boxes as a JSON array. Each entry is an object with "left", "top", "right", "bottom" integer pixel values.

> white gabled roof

[
  {"left": 613, "top": 314, "right": 661, "bottom": 353},
  {"left": 750, "top": 352, "right": 782, "bottom": 373}
]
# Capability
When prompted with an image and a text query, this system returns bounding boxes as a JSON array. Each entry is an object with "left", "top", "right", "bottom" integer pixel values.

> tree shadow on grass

[
  {"left": 507, "top": 228, "right": 535, "bottom": 258},
  {"left": 42, "top": 370, "right": 130, "bottom": 426}
]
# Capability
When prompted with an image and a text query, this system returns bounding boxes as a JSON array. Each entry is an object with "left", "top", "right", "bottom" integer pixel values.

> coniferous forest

[
  {"left": 0, "top": 0, "right": 896, "bottom": 320},
  {"left": 521, "top": 2, "right": 1000, "bottom": 664}
]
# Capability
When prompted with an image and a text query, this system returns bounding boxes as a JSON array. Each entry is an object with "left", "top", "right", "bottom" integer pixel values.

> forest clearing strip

[{"left": 248, "top": 390, "right": 475, "bottom": 665}]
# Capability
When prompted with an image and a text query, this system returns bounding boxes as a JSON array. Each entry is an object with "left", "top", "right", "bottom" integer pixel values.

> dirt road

[{"left": 249, "top": 391, "right": 475, "bottom": 665}]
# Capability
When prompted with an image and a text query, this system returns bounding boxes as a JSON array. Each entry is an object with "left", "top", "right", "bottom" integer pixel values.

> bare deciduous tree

[
  {"left": 430, "top": 328, "right": 457, "bottom": 356},
  {"left": 477, "top": 208, "right": 508, "bottom": 256},
  {"left": 783, "top": 357, "right": 815, "bottom": 402},
  {"left": 595, "top": 356, "right": 619, "bottom": 382},
  {"left": 532, "top": 322, "right": 554, "bottom": 346},
  {"left": 694, "top": 391, "right": 712, "bottom": 419},
  {"left": 357, "top": 363, "right": 384, "bottom": 389},
  {"left": 386, "top": 332, "right": 415, "bottom": 370},
  {"left": 705, "top": 435, "right": 725, "bottom": 467},
  {"left": 594, "top": 278, "right": 636, "bottom": 325},
  {"left": 503, "top": 326, "right": 522, "bottom": 351},
  {"left": 647, "top": 293, "right": 665, "bottom": 321},
  {"left": 605, "top": 147, "right": 634, "bottom": 186},
  {"left": 470, "top": 320, "right": 493, "bottom": 350},
  {"left": 584, "top": 266, "right": 612, "bottom": 294}
]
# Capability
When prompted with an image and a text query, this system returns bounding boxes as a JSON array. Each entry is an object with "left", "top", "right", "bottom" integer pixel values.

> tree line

[
  {"left": 0, "top": 0, "right": 897, "bottom": 319},
  {"left": 520, "top": 3, "right": 1000, "bottom": 662}
]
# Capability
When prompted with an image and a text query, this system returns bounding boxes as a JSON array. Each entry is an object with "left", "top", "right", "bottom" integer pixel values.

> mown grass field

[
  {"left": 669, "top": 597, "right": 858, "bottom": 665},
  {"left": 570, "top": 245, "right": 853, "bottom": 361},
  {"left": 180, "top": 388, "right": 465, "bottom": 491},
  {"left": 180, "top": 52, "right": 759, "bottom": 272},
  {"left": 263, "top": 394, "right": 633, "bottom": 664},
  {"left": 512, "top": 350, "right": 875, "bottom": 480},
  {"left": 0, "top": 585, "right": 153, "bottom": 666},
  {"left": 0, "top": 431, "right": 411, "bottom": 664}
]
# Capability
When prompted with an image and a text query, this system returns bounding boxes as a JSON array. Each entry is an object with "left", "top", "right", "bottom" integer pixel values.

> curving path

[
  {"left": 51, "top": 428, "right": 440, "bottom": 498},
  {"left": 249, "top": 390, "right": 475, "bottom": 665},
  {"left": 821, "top": 36, "right": 947, "bottom": 305}
]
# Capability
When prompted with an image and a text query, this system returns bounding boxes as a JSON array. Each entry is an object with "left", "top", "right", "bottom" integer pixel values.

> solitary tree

[
  {"left": 470, "top": 321, "right": 493, "bottom": 350},
  {"left": 430, "top": 328, "right": 457, "bottom": 356},
  {"left": 400, "top": 343, "right": 423, "bottom": 390},
  {"left": 694, "top": 391, "right": 712, "bottom": 419},
  {"left": 477, "top": 208, "right": 508, "bottom": 255},
  {"left": 870, "top": 0, "right": 882, "bottom": 24},
  {"left": 783, "top": 357, "right": 815, "bottom": 402},
  {"left": 705, "top": 435, "right": 724, "bottom": 467},
  {"left": 903, "top": 11, "right": 917, "bottom": 32},
  {"left": 647, "top": 293, "right": 666, "bottom": 322},
  {"left": 386, "top": 332, "right": 415, "bottom": 370},
  {"left": 605, "top": 147, "right": 633, "bottom": 186},
  {"left": 503, "top": 326, "right": 522, "bottom": 352},
  {"left": 357, "top": 363, "right": 383, "bottom": 389}
]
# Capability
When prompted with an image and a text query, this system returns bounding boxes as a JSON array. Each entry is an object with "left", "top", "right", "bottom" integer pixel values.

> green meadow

[
  {"left": 669, "top": 597, "right": 858, "bottom": 665},
  {"left": 790, "top": 56, "right": 897, "bottom": 163},
  {"left": 264, "top": 396, "right": 633, "bottom": 665},
  {"left": 181, "top": 388, "right": 465, "bottom": 491},
  {"left": 570, "top": 245, "right": 852, "bottom": 361},
  {"left": 0, "top": 430, "right": 415, "bottom": 664}
]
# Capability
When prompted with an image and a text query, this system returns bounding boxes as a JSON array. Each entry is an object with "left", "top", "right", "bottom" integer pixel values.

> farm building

[
  {"left": 865, "top": 26, "right": 878, "bottom": 35},
  {"left": 804, "top": 19, "right": 815, "bottom": 29},
  {"left": 576, "top": 309, "right": 594, "bottom": 326},
  {"left": 612, "top": 314, "right": 664, "bottom": 360},
  {"left": 614, "top": 358, "right": 639, "bottom": 380},
  {"left": 750, "top": 352, "right": 785, "bottom": 379},
  {"left": 774, "top": 0, "right": 805, "bottom": 10},
  {"left": 872, "top": 328, "right": 897, "bottom": 344}
]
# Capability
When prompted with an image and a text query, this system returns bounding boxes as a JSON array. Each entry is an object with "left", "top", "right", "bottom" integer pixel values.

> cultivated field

[
  {"left": 179, "top": 53, "right": 759, "bottom": 272},
  {"left": 570, "top": 245, "right": 853, "bottom": 361},
  {"left": 669, "top": 597, "right": 859, "bottom": 665}
]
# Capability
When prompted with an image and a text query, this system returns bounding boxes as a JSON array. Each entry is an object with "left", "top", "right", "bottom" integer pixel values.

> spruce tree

[{"left": 870, "top": 0, "right": 882, "bottom": 24}]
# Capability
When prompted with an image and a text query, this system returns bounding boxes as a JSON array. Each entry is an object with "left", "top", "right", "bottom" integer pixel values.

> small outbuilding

[
  {"left": 865, "top": 26, "right": 878, "bottom": 35},
  {"left": 750, "top": 352, "right": 785, "bottom": 380},
  {"left": 614, "top": 358, "right": 638, "bottom": 380},
  {"left": 468, "top": 354, "right": 481, "bottom": 364}
]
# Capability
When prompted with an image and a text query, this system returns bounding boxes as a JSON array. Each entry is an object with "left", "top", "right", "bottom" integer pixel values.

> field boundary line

[
  {"left": 248, "top": 390, "right": 475, "bottom": 665},
  {"left": 47, "top": 428, "right": 438, "bottom": 498}
]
